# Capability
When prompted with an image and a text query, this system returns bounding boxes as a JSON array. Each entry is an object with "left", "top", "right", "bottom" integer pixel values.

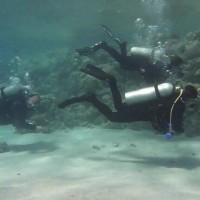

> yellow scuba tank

[{"left": 125, "top": 83, "right": 174, "bottom": 105}]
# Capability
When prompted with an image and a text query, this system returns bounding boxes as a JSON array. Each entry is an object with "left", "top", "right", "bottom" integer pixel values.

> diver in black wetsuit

[
  {"left": 76, "top": 25, "right": 183, "bottom": 84},
  {"left": 58, "top": 64, "right": 197, "bottom": 136},
  {"left": 0, "top": 85, "right": 45, "bottom": 132}
]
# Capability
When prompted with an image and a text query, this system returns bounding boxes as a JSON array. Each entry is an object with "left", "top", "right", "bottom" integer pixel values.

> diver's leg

[
  {"left": 57, "top": 94, "right": 96, "bottom": 109},
  {"left": 80, "top": 64, "right": 114, "bottom": 81},
  {"left": 91, "top": 41, "right": 127, "bottom": 64},
  {"left": 90, "top": 96, "right": 139, "bottom": 123},
  {"left": 76, "top": 41, "right": 107, "bottom": 56},
  {"left": 81, "top": 64, "right": 123, "bottom": 110},
  {"left": 58, "top": 93, "right": 123, "bottom": 122},
  {"left": 107, "top": 78, "right": 122, "bottom": 111},
  {"left": 89, "top": 96, "right": 125, "bottom": 122},
  {"left": 76, "top": 40, "right": 124, "bottom": 64},
  {"left": 119, "top": 41, "right": 127, "bottom": 57},
  {"left": 100, "top": 43, "right": 125, "bottom": 63}
]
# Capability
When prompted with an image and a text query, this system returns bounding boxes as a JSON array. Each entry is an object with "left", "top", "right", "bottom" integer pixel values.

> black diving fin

[
  {"left": 80, "top": 64, "right": 114, "bottom": 81},
  {"left": 101, "top": 24, "right": 123, "bottom": 44},
  {"left": 58, "top": 94, "right": 96, "bottom": 109},
  {"left": 58, "top": 97, "right": 79, "bottom": 109}
]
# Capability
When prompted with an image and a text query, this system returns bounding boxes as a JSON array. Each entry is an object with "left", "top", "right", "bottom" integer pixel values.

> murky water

[{"left": 0, "top": 0, "right": 200, "bottom": 58}]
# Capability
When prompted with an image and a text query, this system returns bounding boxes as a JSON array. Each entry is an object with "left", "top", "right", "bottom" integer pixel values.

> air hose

[{"left": 165, "top": 83, "right": 183, "bottom": 139}]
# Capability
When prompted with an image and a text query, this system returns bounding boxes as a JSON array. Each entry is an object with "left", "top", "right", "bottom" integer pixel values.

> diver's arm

[{"left": 11, "top": 101, "right": 37, "bottom": 131}]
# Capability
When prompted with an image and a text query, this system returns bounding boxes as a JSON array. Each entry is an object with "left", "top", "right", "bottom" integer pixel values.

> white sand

[{"left": 0, "top": 125, "right": 200, "bottom": 200}]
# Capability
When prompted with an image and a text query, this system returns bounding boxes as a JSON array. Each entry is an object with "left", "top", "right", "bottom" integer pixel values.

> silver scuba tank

[
  {"left": 125, "top": 83, "right": 174, "bottom": 105},
  {"left": 130, "top": 47, "right": 153, "bottom": 58},
  {"left": 0, "top": 85, "right": 25, "bottom": 101},
  {"left": 131, "top": 46, "right": 167, "bottom": 63}
]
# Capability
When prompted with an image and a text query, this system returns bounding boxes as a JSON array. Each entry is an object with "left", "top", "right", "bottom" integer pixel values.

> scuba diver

[
  {"left": 0, "top": 84, "right": 45, "bottom": 133},
  {"left": 58, "top": 64, "right": 198, "bottom": 137},
  {"left": 76, "top": 25, "right": 183, "bottom": 84}
]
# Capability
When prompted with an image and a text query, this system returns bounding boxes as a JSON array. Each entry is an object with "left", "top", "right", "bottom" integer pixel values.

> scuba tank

[
  {"left": 125, "top": 83, "right": 174, "bottom": 105},
  {"left": 0, "top": 85, "right": 27, "bottom": 101},
  {"left": 131, "top": 47, "right": 153, "bottom": 58},
  {"left": 131, "top": 46, "right": 167, "bottom": 63}
]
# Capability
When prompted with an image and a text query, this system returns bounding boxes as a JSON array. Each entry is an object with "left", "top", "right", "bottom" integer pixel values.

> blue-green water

[
  {"left": 0, "top": 1, "right": 200, "bottom": 199},
  {"left": 0, "top": 0, "right": 200, "bottom": 58}
]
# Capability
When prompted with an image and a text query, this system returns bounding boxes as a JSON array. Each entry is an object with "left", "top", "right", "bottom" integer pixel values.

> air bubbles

[
  {"left": 134, "top": 18, "right": 145, "bottom": 30},
  {"left": 152, "top": 41, "right": 170, "bottom": 66},
  {"left": 141, "top": 0, "right": 166, "bottom": 15},
  {"left": 24, "top": 72, "right": 31, "bottom": 84},
  {"left": 9, "top": 76, "right": 21, "bottom": 85},
  {"left": 133, "top": 18, "right": 146, "bottom": 45},
  {"left": 147, "top": 25, "right": 159, "bottom": 34},
  {"left": 8, "top": 55, "right": 22, "bottom": 67}
]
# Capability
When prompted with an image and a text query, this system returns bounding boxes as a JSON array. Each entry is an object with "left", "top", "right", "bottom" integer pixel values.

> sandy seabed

[{"left": 0, "top": 125, "right": 200, "bottom": 200}]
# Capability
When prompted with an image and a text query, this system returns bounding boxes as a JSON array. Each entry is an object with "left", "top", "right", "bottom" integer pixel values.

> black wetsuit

[
  {"left": 58, "top": 62, "right": 185, "bottom": 134},
  {"left": 79, "top": 42, "right": 166, "bottom": 84},
  {"left": 88, "top": 79, "right": 185, "bottom": 134},
  {"left": 0, "top": 85, "right": 36, "bottom": 130}
]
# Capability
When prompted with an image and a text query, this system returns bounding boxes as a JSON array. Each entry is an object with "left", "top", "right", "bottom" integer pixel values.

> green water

[{"left": 0, "top": 0, "right": 200, "bottom": 57}]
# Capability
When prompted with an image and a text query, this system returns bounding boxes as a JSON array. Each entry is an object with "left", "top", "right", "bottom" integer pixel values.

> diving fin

[
  {"left": 58, "top": 94, "right": 96, "bottom": 109},
  {"left": 76, "top": 41, "right": 107, "bottom": 56},
  {"left": 80, "top": 64, "right": 115, "bottom": 81},
  {"left": 101, "top": 24, "right": 123, "bottom": 45},
  {"left": 58, "top": 97, "right": 80, "bottom": 108},
  {"left": 76, "top": 47, "right": 94, "bottom": 56}
]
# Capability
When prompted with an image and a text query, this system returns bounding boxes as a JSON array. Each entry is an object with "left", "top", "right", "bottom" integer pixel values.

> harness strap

[
  {"left": 154, "top": 85, "right": 161, "bottom": 99},
  {"left": 0, "top": 87, "right": 7, "bottom": 100}
]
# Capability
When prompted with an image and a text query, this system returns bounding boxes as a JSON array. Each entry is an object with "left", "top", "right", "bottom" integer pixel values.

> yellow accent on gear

[{"left": 169, "top": 89, "right": 183, "bottom": 132}]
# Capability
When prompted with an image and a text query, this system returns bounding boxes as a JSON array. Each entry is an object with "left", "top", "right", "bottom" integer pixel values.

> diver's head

[
  {"left": 183, "top": 85, "right": 198, "bottom": 100},
  {"left": 27, "top": 94, "right": 41, "bottom": 108},
  {"left": 169, "top": 55, "right": 183, "bottom": 66}
]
